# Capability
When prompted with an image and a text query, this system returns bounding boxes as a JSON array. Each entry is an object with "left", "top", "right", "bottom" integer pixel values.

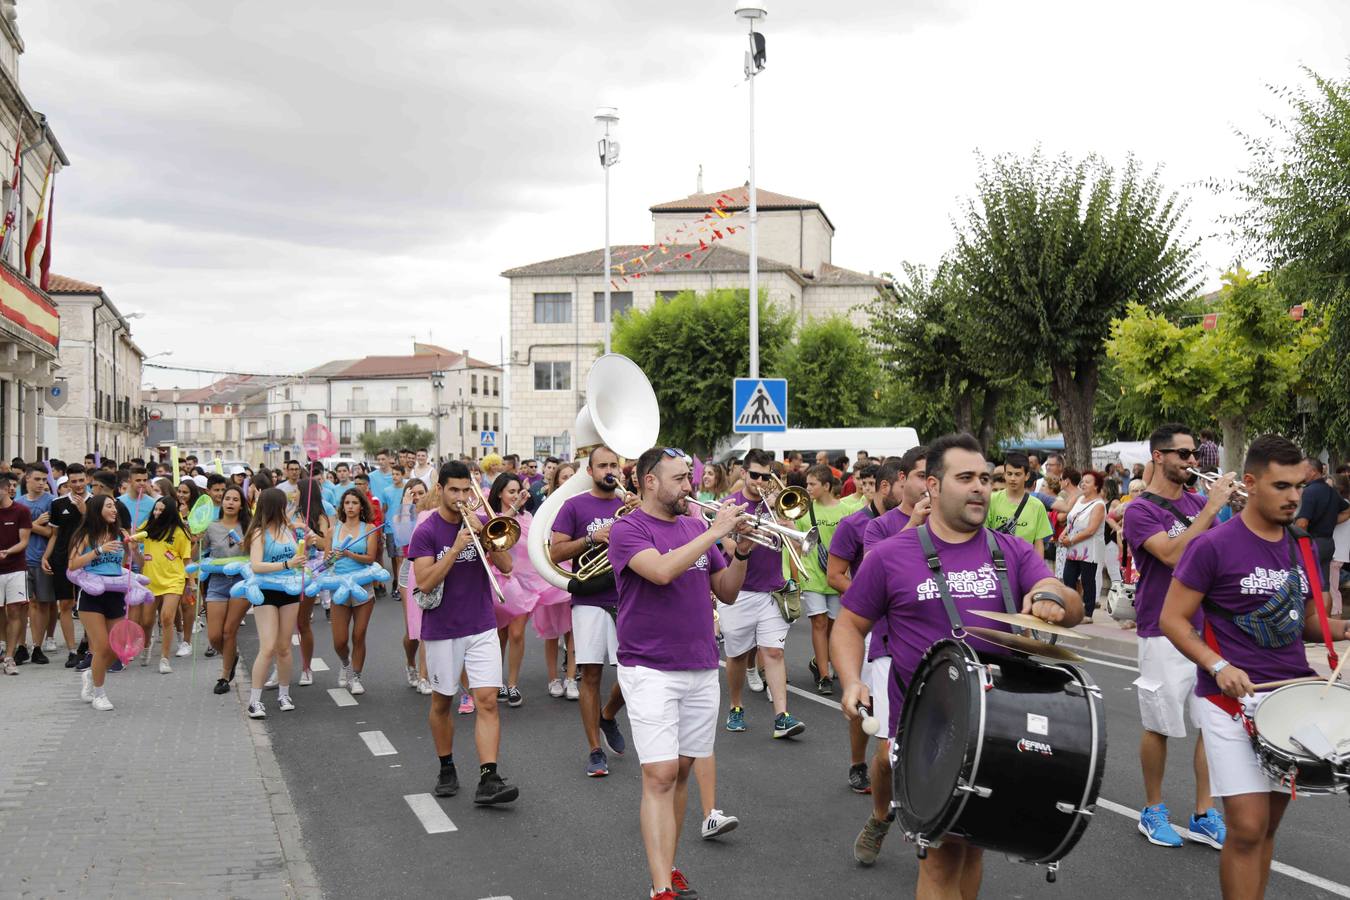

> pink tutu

[{"left": 531, "top": 601, "right": 572, "bottom": 640}]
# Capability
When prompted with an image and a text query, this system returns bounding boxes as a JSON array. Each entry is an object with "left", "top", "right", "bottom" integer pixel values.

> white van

[{"left": 717, "top": 427, "right": 921, "bottom": 464}]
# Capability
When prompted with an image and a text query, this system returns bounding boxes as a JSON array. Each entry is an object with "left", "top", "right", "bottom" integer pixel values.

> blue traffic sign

[
  {"left": 263, "top": 442, "right": 280, "bottom": 452},
  {"left": 733, "top": 378, "right": 787, "bottom": 433},
  {"left": 480, "top": 430, "right": 497, "bottom": 447}
]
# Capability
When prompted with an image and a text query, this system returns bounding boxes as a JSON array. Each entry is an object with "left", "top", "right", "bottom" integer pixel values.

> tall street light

[
  {"left": 596, "top": 106, "right": 620, "bottom": 354},
  {"left": 736, "top": 3, "right": 767, "bottom": 447}
]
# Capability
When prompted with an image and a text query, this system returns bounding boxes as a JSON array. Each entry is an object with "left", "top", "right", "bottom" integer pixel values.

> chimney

[{"left": 462, "top": 349, "right": 471, "bottom": 369}]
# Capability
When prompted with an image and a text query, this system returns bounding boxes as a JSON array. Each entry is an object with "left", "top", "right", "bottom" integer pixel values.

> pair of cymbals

[{"left": 965, "top": 610, "right": 1088, "bottom": 662}]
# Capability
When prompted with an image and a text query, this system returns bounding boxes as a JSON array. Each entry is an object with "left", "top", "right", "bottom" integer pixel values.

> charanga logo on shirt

[{"left": 917, "top": 565, "right": 999, "bottom": 602}]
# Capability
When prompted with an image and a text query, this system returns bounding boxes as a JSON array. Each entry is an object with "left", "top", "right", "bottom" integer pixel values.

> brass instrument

[
  {"left": 457, "top": 482, "right": 521, "bottom": 603},
  {"left": 1186, "top": 467, "right": 1249, "bottom": 500},
  {"left": 686, "top": 494, "right": 818, "bottom": 571},
  {"left": 570, "top": 477, "right": 638, "bottom": 583}
]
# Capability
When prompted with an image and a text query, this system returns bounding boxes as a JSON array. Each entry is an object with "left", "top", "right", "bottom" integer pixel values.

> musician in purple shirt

[
  {"left": 610, "top": 447, "right": 752, "bottom": 900},
  {"left": 862, "top": 447, "right": 929, "bottom": 552}
]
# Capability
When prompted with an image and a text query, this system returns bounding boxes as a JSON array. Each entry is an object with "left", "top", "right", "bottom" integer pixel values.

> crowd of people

[{"left": 3, "top": 431, "right": 1347, "bottom": 900}]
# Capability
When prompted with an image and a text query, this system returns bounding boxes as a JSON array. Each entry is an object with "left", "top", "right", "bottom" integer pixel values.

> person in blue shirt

[
  {"left": 380, "top": 466, "right": 409, "bottom": 599},
  {"left": 15, "top": 465, "right": 53, "bottom": 664},
  {"left": 117, "top": 465, "right": 153, "bottom": 530}
]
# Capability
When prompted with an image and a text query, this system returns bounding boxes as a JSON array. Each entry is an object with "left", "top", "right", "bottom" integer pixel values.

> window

[
  {"left": 534, "top": 437, "right": 553, "bottom": 457},
  {"left": 492, "top": 376, "right": 499, "bottom": 397},
  {"left": 656, "top": 290, "right": 684, "bottom": 302},
  {"left": 339, "top": 420, "right": 351, "bottom": 442},
  {"left": 492, "top": 412, "right": 499, "bottom": 431},
  {"left": 593, "top": 291, "right": 634, "bottom": 321},
  {"left": 395, "top": 386, "right": 410, "bottom": 411},
  {"left": 471, "top": 410, "right": 478, "bottom": 432},
  {"left": 396, "top": 419, "right": 408, "bottom": 429},
  {"left": 471, "top": 374, "right": 478, "bottom": 395},
  {"left": 282, "top": 413, "right": 292, "bottom": 436},
  {"left": 533, "top": 292, "right": 572, "bottom": 324},
  {"left": 248, "top": 421, "right": 259, "bottom": 436},
  {"left": 364, "top": 419, "right": 376, "bottom": 434},
  {"left": 533, "top": 361, "right": 571, "bottom": 391},
  {"left": 306, "top": 413, "right": 318, "bottom": 427}
]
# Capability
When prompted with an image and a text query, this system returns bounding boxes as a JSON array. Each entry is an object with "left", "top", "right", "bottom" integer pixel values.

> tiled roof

[
  {"left": 303, "top": 359, "right": 361, "bottom": 378},
  {"left": 501, "top": 243, "right": 800, "bottom": 280},
  {"left": 650, "top": 186, "right": 819, "bottom": 213},
  {"left": 177, "top": 375, "right": 281, "bottom": 404},
  {"left": 329, "top": 351, "right": 499, "bottom": 379},
  {"left": 46, "top": 274, "right": 102, "bottom": 294},
  {"left": 810, "top": 263, "right": 883, "bottom": 287}
]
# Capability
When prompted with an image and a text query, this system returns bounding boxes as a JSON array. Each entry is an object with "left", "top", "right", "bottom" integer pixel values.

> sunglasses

[
  {"left": 661, "top": 448, "right": 689, "bottom": 462},
  {"left": 1158, "top": 448, "right": 1197, "bottom": 460},
  {"left": 746, "top": 471, "right": 772, "bottom": 481}
]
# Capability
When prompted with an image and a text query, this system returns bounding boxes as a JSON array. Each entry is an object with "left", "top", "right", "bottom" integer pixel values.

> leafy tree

[
  {"left": 359, "top": 423, "right": 436, "bottom": 458},
  {"left": 1227, "top": 65, "right": 1350, "bottom": 456},
  {"left": 776, "top": 316, "right": 883, "bottom": 428},
  {"left": 610, "top": 289, "right": 793, "bottom": 455},
  {"left": 1106, "top": 270, "right": 1322, "bottom": 470},
  {"left": 952, "top": 151, "right": 1199, "bottom": 468}
]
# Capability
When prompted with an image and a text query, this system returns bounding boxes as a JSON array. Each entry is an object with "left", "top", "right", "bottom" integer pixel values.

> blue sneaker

[
  {"left": 75, "top": 652, "right": 92, "bottom": 672},
  {"left": 725, "top": 706, "right": 746, "bottom": 732},
  {"left": 1138, "top": 803, "right": 1184, "bottom": 847},
  {"left": 109, "top": 658, "right": 125, "bottom": 673},
  {"left": 773, "top": 712, "right": 805, "bottom": 739},
  {"left": 586, "top": 748, "right": 608, "bottom": 777},
  {"left": 598, "top": 715, "right": 626, "bottom": 756},
  {"left": 1188, "top": 808, "right": 1226, "bottom": 849}
]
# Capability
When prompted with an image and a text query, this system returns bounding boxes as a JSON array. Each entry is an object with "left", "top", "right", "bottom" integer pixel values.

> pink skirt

[
  {"left": 493, "top": 573, "right": 540, "bottom": 628},
  {"left": 531, "top": 601, "right": 572, "bottom": 640}
]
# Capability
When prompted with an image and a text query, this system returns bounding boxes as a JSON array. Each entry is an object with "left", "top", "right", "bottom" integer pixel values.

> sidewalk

[{"left": 0, "top": 625, "right": 319, "bottom": 899}]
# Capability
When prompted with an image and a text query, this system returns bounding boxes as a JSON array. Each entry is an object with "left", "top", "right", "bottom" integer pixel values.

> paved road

[{"left": 240, "top": 600, "right": 1350, "bottom": 900}]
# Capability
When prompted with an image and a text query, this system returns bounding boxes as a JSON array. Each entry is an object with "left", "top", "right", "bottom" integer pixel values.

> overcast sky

[{"left": 18, "top": 0, "right": 1348, "bottom": 389}]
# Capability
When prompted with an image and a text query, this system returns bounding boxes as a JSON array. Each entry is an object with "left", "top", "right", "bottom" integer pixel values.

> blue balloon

[
  {"left": 228, "top": 563, "right": 310, "bottom": 607},
  {"left": 303, "top": 562, "right": 391, "bottom": 606}
]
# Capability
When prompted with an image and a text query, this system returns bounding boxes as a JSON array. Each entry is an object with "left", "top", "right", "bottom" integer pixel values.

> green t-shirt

[
  {"left": 790, "top": 500, "right": 851, "bottom": 594},
  {"left": 986, "top": 490, "right": 1053, "bottom": 546}
]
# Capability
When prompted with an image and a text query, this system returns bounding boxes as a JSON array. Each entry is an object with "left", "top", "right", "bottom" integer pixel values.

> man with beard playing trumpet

[{"left": 608, "top": 447, "right": 754, "bottom": 900}]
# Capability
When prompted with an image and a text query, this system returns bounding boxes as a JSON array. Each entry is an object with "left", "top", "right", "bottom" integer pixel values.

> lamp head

[
  {"left": 734, "top": 2, "right": 767, "bottom": 19},
  {"left": 593, "top": 106, "right": 620, "bottom": 126}
]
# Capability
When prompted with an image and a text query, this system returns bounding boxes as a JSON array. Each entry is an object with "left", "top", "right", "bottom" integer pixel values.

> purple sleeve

[
  {"left": 606, "top": 516, "right": 646, "bottom": 574},
  {"left": 1173, "top": 533, "right": 1217, "bottom": 593},
  {"left": 406, "top": 518, "right": 438, "bottom": 561},
  {"left": 830, "top": 515, "right": 862, "bottom": 562},
  {"left": 862, "top": 517, "right": 885, "bottom": 552},
  {"left": 1122, "top": 501, "right": 1166, "bottom": 556},
  {"left": 1004, "top": 534, "right": 1053, "bottom": 594},
  {"left": 840, "top": 552, "right": 889, "bottom": 623},
  {"left": 552, "top": 499, "right": 576, "bottom": 538}
]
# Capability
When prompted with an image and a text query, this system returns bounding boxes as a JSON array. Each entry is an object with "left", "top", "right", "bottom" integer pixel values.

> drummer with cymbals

[
  {"left": 1160, "top": 434, "right": 1350, "bottom": 900},
  {"left": 833, "top": 433, "right": 1081, "bottom": 893}
]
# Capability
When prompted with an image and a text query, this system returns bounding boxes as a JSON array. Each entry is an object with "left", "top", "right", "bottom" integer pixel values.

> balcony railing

[{"left": 345, "top": 399, "right": 369, "bottom": 413}]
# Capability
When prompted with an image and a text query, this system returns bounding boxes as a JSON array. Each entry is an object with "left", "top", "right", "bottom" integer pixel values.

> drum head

[
  {"left": 1253, "top": 682, "right": 1350, "bottom": 759},
  {"left": 899, "top": 642, "right": 977, "bottom": 829}
]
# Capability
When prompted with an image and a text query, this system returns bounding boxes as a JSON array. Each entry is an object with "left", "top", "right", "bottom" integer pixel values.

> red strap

[
  {"left": 1296, "top": 536, "right": 1339, "bottom": 671},
  {"left": 1201, "top": 621, "right": 1245, "bottom": 719}
]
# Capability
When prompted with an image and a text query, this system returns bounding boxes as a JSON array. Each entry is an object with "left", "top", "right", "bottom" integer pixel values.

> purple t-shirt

[
  {"left": 406, "top": 511, "right": 496, "bottom": 641},
  {"left": 1174, "top": 516, "right": 1317, "bottom": 697},
  {"left": 609, "top": 508, "right": 726, "bottom": 671},
  {"left": 725, "top": 490, "right": 786, "bottom": 592},
  {"left": 864, "top": 507, "right": 911, "bottom": 553},
  {"left": 831, "top": 505, "right": 879, "bottom": 576},
  {"left": 1123, "top": 491, "right": 1208, "bottom": 637},
  {"left": 553, "top": 491, "right": 625, "bottom": 608},
  {"left": 843, "top": 527, "right": 1052, "bottom": 736}
]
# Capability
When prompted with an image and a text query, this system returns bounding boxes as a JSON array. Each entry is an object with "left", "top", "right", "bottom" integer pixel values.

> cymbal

[
  {"left": 967, "top": 609, "right": 1085, "bottom": 639},
  {"left": 966, "top": 626, "right": 1086, "bottom": 662}
]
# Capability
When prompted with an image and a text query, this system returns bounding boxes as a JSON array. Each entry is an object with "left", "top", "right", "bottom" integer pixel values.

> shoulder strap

[
  {"left": 983, "top": 529, "right": 1019, "bottom": 617},
  {"left": 1010, "top": 492, "right": 1030, "bottom": 527},
  {"left": 1139, "top": 491, "right": 1194, "bottom": 528},
  {"left": 916, "top": 525, "right": 966, "bottom": 637},
  {"left": 1290, "top": 527, "right": 1339, "bottom": 670}
]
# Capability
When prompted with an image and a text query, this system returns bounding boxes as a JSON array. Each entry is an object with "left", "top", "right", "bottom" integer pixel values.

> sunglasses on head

[
  {"left": 1159, "top": 447, "right": 1197, "bottom": 460},
  {"left": 662, "top": 448, "right": 688, "bottom": 461}
]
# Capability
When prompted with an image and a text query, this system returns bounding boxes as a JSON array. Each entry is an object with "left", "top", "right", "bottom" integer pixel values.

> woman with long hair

[
  {"left": 205, "top": 485, "right": 251, "bottom": 694},
  {"left": 329, "top": 487, "right": 381, "bottom": 696},
  {"left": 488, "top": 472, "right": 547, "bottom": 707},
  {"left": 1060, "top": 469, "right": 1107, "bottom": 619},
  {"left": 242, "top": 488, "right": 302, "bottom": 718},
  {"left": 69, "top": 495, "right": 140, "bottom": 711},
  {"left": 142, "top": 496, "right": 193, "bottom": 673},
  {"left": 533, "top": 460, "right": 578, "bottom": 700},
  {"left": 287, "top": 477, "right": 330, "bottom": 686},
  {"left": 249, "top": 470, "right": 273, "bottom": 509},
  {"left": 697, "top": 463, "right": 729, "bottom": 502},
  {"left": 396, "top": 478, "right": 433, "bottom": 694}
]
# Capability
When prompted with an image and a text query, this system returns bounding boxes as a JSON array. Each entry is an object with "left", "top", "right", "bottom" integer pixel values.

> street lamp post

[
  {"left": 736, "top": 2, "right": 767, "bottom": 447},
  {"left": 595, "top": 107, "right": 620, "bottom": 354}
]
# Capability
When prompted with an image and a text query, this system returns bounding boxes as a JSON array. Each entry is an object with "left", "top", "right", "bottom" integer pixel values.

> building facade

[{"left": 502, "top": 186, "right": 882, "bottom": 457}]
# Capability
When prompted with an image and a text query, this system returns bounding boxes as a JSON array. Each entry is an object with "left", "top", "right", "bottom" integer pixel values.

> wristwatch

[
  {"left": 1209, "top": 659, "right": 1229, "bottom": 677},
  {"left": 734, "top": 549, "right": 752, "bottom": 561}
]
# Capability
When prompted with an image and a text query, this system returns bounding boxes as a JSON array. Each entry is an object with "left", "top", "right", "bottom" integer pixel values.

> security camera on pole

[
  {"left": 735, "top": 2, "right": 767, "bottom": 448},
  {"left": 595, "top": 106, "right": 620, "bottom": 354}
]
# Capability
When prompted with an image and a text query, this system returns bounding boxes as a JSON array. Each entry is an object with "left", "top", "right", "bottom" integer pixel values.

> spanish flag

[{"left": 23, "top": 159, "right": 50, "bottom": 279}]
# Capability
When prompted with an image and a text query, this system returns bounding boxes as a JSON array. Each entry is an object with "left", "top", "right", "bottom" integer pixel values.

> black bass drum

[{"left": 893, "top": 639, "right": 1106, "bottom": 880}]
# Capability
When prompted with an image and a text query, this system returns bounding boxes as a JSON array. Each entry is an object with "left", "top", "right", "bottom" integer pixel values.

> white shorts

[
  {"left": 0, "top": 570, "right": 27, "bottom": 606},
  {"left": 1193, "top": 693, "right": 1283, "bottom": 797},
  {"left": 801, "top": 591, "right": 840, "bottom": 619},
  {"left": 866, "top": 655, "right": 894, "bottom": 741},
  {"left": 717, "top": 590, "right": 790, "bottom": 658},
  {"left": 1135, "top": 635, "right": 1199, "bottom": 738},
  {"left": 617, "top": 665, "right": 720, "bottom": 764},
  {"left": 424, "top": 628, "right": 502, "bottom": 695},
  {"left": 572, "top": 605, "right": 618, "bottom": 665}
]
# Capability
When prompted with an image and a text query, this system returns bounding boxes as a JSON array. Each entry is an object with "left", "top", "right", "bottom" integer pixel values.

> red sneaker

[
  {"left": 651, "top": 892, "right": 678, "bottom": 900},
  {"left": 670, "top": 868, "right": 697, "bottom": 897}
]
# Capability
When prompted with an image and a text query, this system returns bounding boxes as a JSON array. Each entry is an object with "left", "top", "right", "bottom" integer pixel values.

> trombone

[
  {"left": 457, "top": 482, "right": 522, "bottom": 603},
  {"left": 1187, "top": 468, "right": 1249, "bottom": 500}
]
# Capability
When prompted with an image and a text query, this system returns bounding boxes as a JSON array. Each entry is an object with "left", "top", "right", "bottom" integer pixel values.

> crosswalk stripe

[
  {"left": 359, "top": 730, "right": 397, "bottom": 756},
  {"left": 327, "top": 688, "right": 358, "bottom": 707},
  {"left": 404, "top": 793, "right": 457, "bottom": 834}
]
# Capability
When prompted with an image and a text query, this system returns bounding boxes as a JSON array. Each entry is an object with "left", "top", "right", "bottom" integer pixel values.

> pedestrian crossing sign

[
  {"left": 480, "top": 431, "right": 496, "bottom": 447},
  {"left": 733, "top": 378, "right": 788, "bottom": 434}
]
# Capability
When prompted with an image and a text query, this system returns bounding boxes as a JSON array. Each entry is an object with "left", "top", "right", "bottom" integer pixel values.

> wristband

[
  {"left": 1030, "top": 590, "right": 1066, "bottom": 611},
  {"left": 734, "top": 549, "right": 752, "bottom": 562},
  {"left": 1209, "top": 659, "right": 1229, "bottom": 677}
]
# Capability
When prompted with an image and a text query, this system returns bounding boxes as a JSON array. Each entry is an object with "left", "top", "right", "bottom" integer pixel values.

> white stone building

[{"left": 502, "top": 186, "right": 883, "bottom": 458}]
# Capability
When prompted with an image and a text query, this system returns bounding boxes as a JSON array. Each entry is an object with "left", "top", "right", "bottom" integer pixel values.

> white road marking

[
  {"left": 311, "top": 657, "right": 330, "bottom": 672},
  {"left": 404, "top": 793, "right": 457, "bottom": 834},
  {"left": 327, "top": 688, "right": 358, "bottom": 707},
  {"left": 717, "top": 660, "right": 841, "bottom": 710},
  {"left": 1072, "top": 653, "right": 1139, "bottom": 673},
  {"left": 359, "top": 730, "right": 397, "bottom": 756}
]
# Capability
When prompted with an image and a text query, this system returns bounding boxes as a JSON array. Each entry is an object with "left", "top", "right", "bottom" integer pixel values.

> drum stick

[
  {"left": 1251, "top": 677, "right": 1324, "bottom": 690},
  {"left": 859, "top": 703, "right": 880, "bottom": 736},
  {"left": 1321, "top": 648, "right": 1349, "bottom": 698}
]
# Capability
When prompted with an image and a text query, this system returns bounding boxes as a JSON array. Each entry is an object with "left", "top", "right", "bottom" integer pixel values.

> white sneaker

[
  {"left": 80, "top": 669, "right": 94, "bottom": 702},
  {"left": 564, "top": 678, "right": 579, "bottom": 701},
  {"left": 3, "top": 658, "right": 16, "bottom": 675},
  {"left": 337, "top": 665, "right": 350, "bottom": 689},
  {"left": 548, "top": 678, "right": 565, "bottom": 698},
  {"left": 299, "top": 669, "right": 313, "bottom": 686},
  {"left": 418, "top": 678, "right": 433, "bottom": 695},
  {"left": 247, "top": 702, "right": 267, "bottom": 719},
  {"left": 141, "top": 646, "right": 151, "bottom": 666},
  {"left": 42, "top": 637, "right": 56, "bottom": 653},
  {"left": 349, "top": 673, "right": 365, "bottom": 695},
  {"left": 278, "top": 695, "right": 295, "bottom": 712},
  {"left": 175, "top": 641, "right": 192, "bottom": 658},
  {"left": 158, "top": 657, "right": 172, "bottom": 674},
  {"left": 92, "top": 695, "right": 114, "bottom": 712},
  {"left": 264, "top": 669, "right": 279, "bottom": 689},
  {"left": 746, "top": 667, "right": 765, "bottom": 692},
  {"left": 406, "top": 666, "right": 419, "bottom": 688},
  {"left": 701, "top": 808, "right": 740, "bottom": 839}
]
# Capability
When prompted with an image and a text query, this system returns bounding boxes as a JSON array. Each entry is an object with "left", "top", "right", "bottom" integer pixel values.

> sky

[{"left": 16, "top": 0, "right": 1349, "bottom": 389}]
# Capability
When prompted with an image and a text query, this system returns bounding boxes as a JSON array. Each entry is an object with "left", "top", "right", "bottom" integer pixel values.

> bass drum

[{"left": 893, "top": 639, "right": 1106, "bottom": 871}]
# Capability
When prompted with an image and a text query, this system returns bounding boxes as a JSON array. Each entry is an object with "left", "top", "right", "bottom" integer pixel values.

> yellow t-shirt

[{"left": 143, "top": 528, "right": 192, "bottom": 595}]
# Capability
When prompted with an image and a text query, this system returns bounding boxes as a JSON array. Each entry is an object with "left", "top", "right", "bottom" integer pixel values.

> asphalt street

[{"left": 237, "top": 599, "right": 1350, "bottom": 900}]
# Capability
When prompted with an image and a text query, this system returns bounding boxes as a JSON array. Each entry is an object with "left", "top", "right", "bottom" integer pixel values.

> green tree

[
  {"left": 1228, "top": 65, "right": 1350, "bottom": 456},
  {"left": 952, "top": 151, "right": 1199, "bottom": 468},
  {"left": 359, "top": 423, "right": 436, "bottom": 458},
  {"left": 1106, "top": 270, "right": 1322, "bottom": 470},
  {"left": 776, "top": 316, "right": 882, "bottom": 428},
  {"left": 610, "top": 289, "right": 793, "bottom": 455}
]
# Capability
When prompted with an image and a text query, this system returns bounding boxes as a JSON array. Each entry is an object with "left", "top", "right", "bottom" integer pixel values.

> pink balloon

[
  {"left": 303, "top": 423, "right": 337, "bottom": 461},
  {"left": 109, "top": 618, "right": 146, "bottom": 665},
  {"left": 691, "top": 456, "right": 705, "bottom": 493}
]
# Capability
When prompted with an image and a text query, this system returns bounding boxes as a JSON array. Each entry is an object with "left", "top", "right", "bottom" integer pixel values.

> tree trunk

[
  {"left": 1048, "top": 360, "right": 1100, "bottom": 471},
  {"left": 977, "top": 388, "right": 1000, "bottom": 455},
  {"left": 1218, "top": 416, "right": 1247, "bottom": 474},
  {"left": 954, "top": 392, "right": 974, "bottom": 436}
]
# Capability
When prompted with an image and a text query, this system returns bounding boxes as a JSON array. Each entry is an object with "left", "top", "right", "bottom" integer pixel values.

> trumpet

[
  {"left": 457, "top": 482, "right": 521, "bottom": 603},
  {"left": 686, "top": 494, "right": 818, "bottom": 572},
  {"left": 1187, "top": 468, "right": 1249, "bottom": 500}
]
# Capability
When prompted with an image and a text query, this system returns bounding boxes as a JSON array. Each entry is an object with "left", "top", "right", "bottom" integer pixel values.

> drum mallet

[
  {"left": 860, "top": 703, "right": 880, "bottom": 736},
  {"left": 1322, "top": 646, "right": 1349, "bottom": 699}
]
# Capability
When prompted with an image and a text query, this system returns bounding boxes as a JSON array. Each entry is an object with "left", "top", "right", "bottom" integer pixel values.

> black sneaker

[
  {"left": 815, "top": 677, "right": 833, "bottom": 696},
  {"left": 435, "top": 764, "right": 459, "bottom": 798},
  {"left": 75, "top": 651, "right": 92, "bottom": 671},
  {"left": 213, "top": 678, "right": 231, "bottom": 695},
  {"left": 77, "top": 639, "right": 88, "bottom": 656},
  {"left": 808, "top": 656, "right": 821, "bottom": 682},
  {"left": 204, "top": 646, "right": 217, "bottom": 658},
  {"left": 64, "top": 651, "right": 78, "bottom": 669},
  {"left": 13, "top": 644, "right": 28, "bottom": 665},
  {"left": 30, "top": 647, "right": 49, "bottom": 665},
  {"left": 474, "top": 771, "right": 519, "bottom": 805},
  {"left": 848, "top": 762, "right": 872, "bottom": 794}
]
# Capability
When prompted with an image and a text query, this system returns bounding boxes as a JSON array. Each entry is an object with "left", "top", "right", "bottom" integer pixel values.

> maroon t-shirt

[{"left": 0, "top": 502, "right": 33, "bottom": 574}]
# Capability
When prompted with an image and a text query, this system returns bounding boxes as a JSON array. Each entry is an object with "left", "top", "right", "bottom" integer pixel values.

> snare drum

[
  {"left": 893, "top": 639, "right": 1106, "bottom": 877},
  {"left": 1251, "top": 681, "right": 1350, "bottom": 795}
]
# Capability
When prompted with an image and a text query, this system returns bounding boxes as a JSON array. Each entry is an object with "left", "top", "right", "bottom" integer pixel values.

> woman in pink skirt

[
  {"left": 394, "top": 478, "right": 434, "bottom": 694},
  {"left": 487, "top": 473, "right": 550, "bottom": 707},
  {"left": 532, "top": 461, "right": 578, "bottom": 699}
]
